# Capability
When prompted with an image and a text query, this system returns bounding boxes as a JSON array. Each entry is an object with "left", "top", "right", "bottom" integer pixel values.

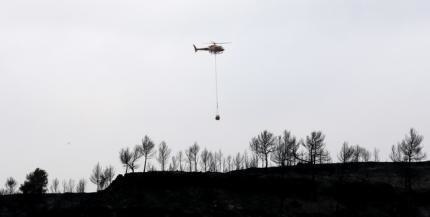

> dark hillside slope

[{"left": 2, "top": 162, "right": 430, "bottom": 217}]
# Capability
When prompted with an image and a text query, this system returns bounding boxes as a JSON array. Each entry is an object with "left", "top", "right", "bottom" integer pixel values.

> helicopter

[{"left": 193, "top": 42, "right": 230, "bottom": 55}]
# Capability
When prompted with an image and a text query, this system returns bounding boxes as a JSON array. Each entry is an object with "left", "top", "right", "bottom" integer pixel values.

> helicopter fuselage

[{"left": 194, "top": 44, "right": 224, "bottom": 54}]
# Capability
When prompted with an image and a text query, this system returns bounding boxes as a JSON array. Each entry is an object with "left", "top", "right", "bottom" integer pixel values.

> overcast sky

[{"left": 1, "top": 0, "right": 429, "bottom": 191}]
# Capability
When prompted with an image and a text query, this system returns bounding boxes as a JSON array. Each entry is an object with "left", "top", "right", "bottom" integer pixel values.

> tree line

[
  {"left": 0, "top": 128, "right": 425, "bottom": 195},
  {"left": 117, "top": 129, "right": 424, "bottom": 175}
]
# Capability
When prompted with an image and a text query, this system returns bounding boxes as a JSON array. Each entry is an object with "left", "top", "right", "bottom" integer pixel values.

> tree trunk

[
  {"left": 265, "top": 154, "right": 268, "bottom": 168},
  {"left": 143, "top": 157, "right": 147, "bottom": 172}
]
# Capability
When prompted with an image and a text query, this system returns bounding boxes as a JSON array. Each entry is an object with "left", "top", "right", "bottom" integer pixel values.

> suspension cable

[{"left": 214, "top": 54, "right": 219, "bottom": 115}]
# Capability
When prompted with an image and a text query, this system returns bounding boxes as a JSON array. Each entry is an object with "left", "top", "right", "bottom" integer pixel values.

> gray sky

[{"left": 1, "top": 0, "right": 429, "bottom": 191}]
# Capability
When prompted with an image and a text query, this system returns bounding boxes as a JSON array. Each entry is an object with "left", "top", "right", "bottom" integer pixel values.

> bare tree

[
  {"left": 338, "top": 142, "right": 354, "bottom": 163},
  {"left": 249, "top": 154, "right": 259, "bottom": 168},
  {"left": 271, "top": 131, "right": 299, "bottom": 166},
  {"left": 284, "top": 131, "right": 299, "bottom": 166},
  {"left": 76, "top": 179, "right": 86, "bottom": 193},
  {"left": 349, "top": 145, "right": 370, "bottom": 162},
  {"left": 295, "top": 131, "right": 330, "bottom": 165},
  {"left": 391, "top": 128, "right": 426, "bottom": 190},
  {"left": 390, "top": 144, "right": 403, "bottom": 162},
  {"left": 186, "top": 143, "right": 200, "bottom": 172},
  {"left": 157, "top": 141, "right": 171, "bottom": 171},
  {"left": 100, "top": 166, "right": 115, "bottom": 190},
  {"left": 222, "top": 158, "right": 227, "bottom": 172},
  {"left": 67, "top": 179, "right": 75, "bottom": 193},
  {"left": 61, "top": 179, "right": 75, "bottom": 193},
  {"left": 243, "top": 151, "right": 250, "bottom": 169},
  {"left": 5, "top": 177, "right": 17, "bottom": 194},
  {"left": 233, "top": 152, "right": 243, "bottom": 170},
  {"left": 249, "top": 138, "right": 261, "bottom": 167},
  {"left": 185, "top": 148, "right": 193, "bottom": 172},
  {"left": 271, "top": 130, "right": 299, "bottom": 166},
  {"left": 50, "top": 178, "right": 60, "bottom": 193},
  {"left": 200, "top": 148, "right": 210, "bottom": 172},
  {"left": 119, "top": 146, "right": 142, "bottom": 173},
  {"left": 169, "top": 156, "right": 178, "bottom": 171},
  {"left": 271, "top": 136, "right": 288, "bottom": 167},
  {"left": 208, "top": 152, "right": 217, "bottom": 172},
  {"left": 90, "top": 162, "right": 103, "bottom": 191},
  {"left": 140, "top": 135, "right": 156, "bottom": 172},
  {"left": 373, "top": 148, "right": 380, "bottom": 162},
  {"left": 250, "top": 130, "right": 276, "bottom": 168},
  {"left": 215, "top": 150, "right": 223, "bottom": 172},
  {"left": 119, "top": 147, "right": 132, "bottom": 174},
  {"left": 177, "top": 151, "right": 184, "bottom": 171},
  {"left": 362, "top": 148, "right": 371, "bottom": 162},
  {"left": 62, "top": 180, "right": 68, "bottom": 193},
  {"left": 399, "top": 128, "right": 425, "bottom": 162},
  {"left": 226, "top": 155, "right": 233, "bottom": 171}
]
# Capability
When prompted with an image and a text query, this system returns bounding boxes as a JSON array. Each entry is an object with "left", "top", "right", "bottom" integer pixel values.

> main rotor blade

[{"left": 204, "top": 41, "right": 232, "bottom": 45}]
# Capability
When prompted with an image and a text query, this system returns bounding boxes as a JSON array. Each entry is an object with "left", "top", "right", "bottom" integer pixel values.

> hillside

[{"left": 2, "top": 162, "right": 430, "bottom": 217}]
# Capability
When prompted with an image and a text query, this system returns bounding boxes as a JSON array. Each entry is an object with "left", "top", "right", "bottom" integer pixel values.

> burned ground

[{"left": 2, "top": 162, "right": 430, "bottom": 217}]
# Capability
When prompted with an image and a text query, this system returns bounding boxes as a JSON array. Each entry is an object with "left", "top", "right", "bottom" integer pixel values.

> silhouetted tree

[
  {"left": 76, "top": 179, "right": 86, "bottom": 193},
  {"left": 215, "top": 150, "right": 223, "bottom": 172},
  {"left": 100, "top": 166, "right": 115, "bottom": 190},
  {"left": 271, "top": 131, "right": 298, "bottom": 166},
  {"left": 373, "top": 148, "right": 380, "bottom": 162},
  {"left": 19, "top": 168, "right": 48, "bottom": 194},
  {"left": 284, "top": 131, "right": 299, "bottom": 166},
  {"left": 295, "top": 131, "right": 330, "bottom": 165},
  {"left": 185, "top": 148, "right": 193, "bottom": 172},
  {"left": 119, "top": 146, "right": 142, "bottom": 173},
  {"left": 222, "top": 158, "right": 227, "bottom": 172},
  {"left": 233, "top": 152, "right": 243, "bottom": 170},
  {"left": 249, "top": 138, "right": 261, "bottom": 167},
  {"left": 177, "top": 151, "right": 184, "bottom": 171},
  {"left": 62, "top": 180, "right": 68, "bottom": 193},
  {"left": 169, "top": 156, "right": 178, "bottom": 171},
  {"left": 200, "top": 148, "right": 210, "bottom": 172},
  {"left": 271, "top": 136, "right": 288, "bottom": 166},
  {"left": 90, "top": 163, "right": 103, "bottom": 191},
  {"left": 119, "top": 147, "right": 132, "bottom": 173},
  {"left": 362, "top": 148, "right": 371, "bottom": 162},
  {"left": 157, "top": 141, "right": 171, "bottom": 171},
  {"left": 250, "top": 130, "right": 276, "bottom": 168},
  {"left": 226, "top": 155, "right": 233, "bottom": 171},
  {"left": 350, "top": 145, "right": 370, "bottom": 162},
  {"left": 186, "top": 143, "right": 200, "bottom": 172},
  {"left": 338, "top": 142, "right": 354, "bottom": 163},
  {"left": 140, "top": 135, "right": 156, "bottom": 172},
  {"left": 399, "top": 128, "right": 425, "bottom": 162},
  {"left": 50, "top": 178, "right": 60, "bottom": 193},
  {"left": 390, "top": 144, "right": 403, "bottom": 162},
  {"left": 5, "top": 177, "right": 17, "bottom": 195},
  {"left": 243, "top": 151, "right": 250, "bottom": 169},
  {"left": 392, "top": 128, "right": 426, "bottom": 190},
  {"left": 63, "top": 179, "right": 75, "bottom": 193},
  {"left": 249, "top": 154, "right": 259, "bottom": 168},
  {"left": 208, "top": 152, "right": 217, "bottom": 172}
]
